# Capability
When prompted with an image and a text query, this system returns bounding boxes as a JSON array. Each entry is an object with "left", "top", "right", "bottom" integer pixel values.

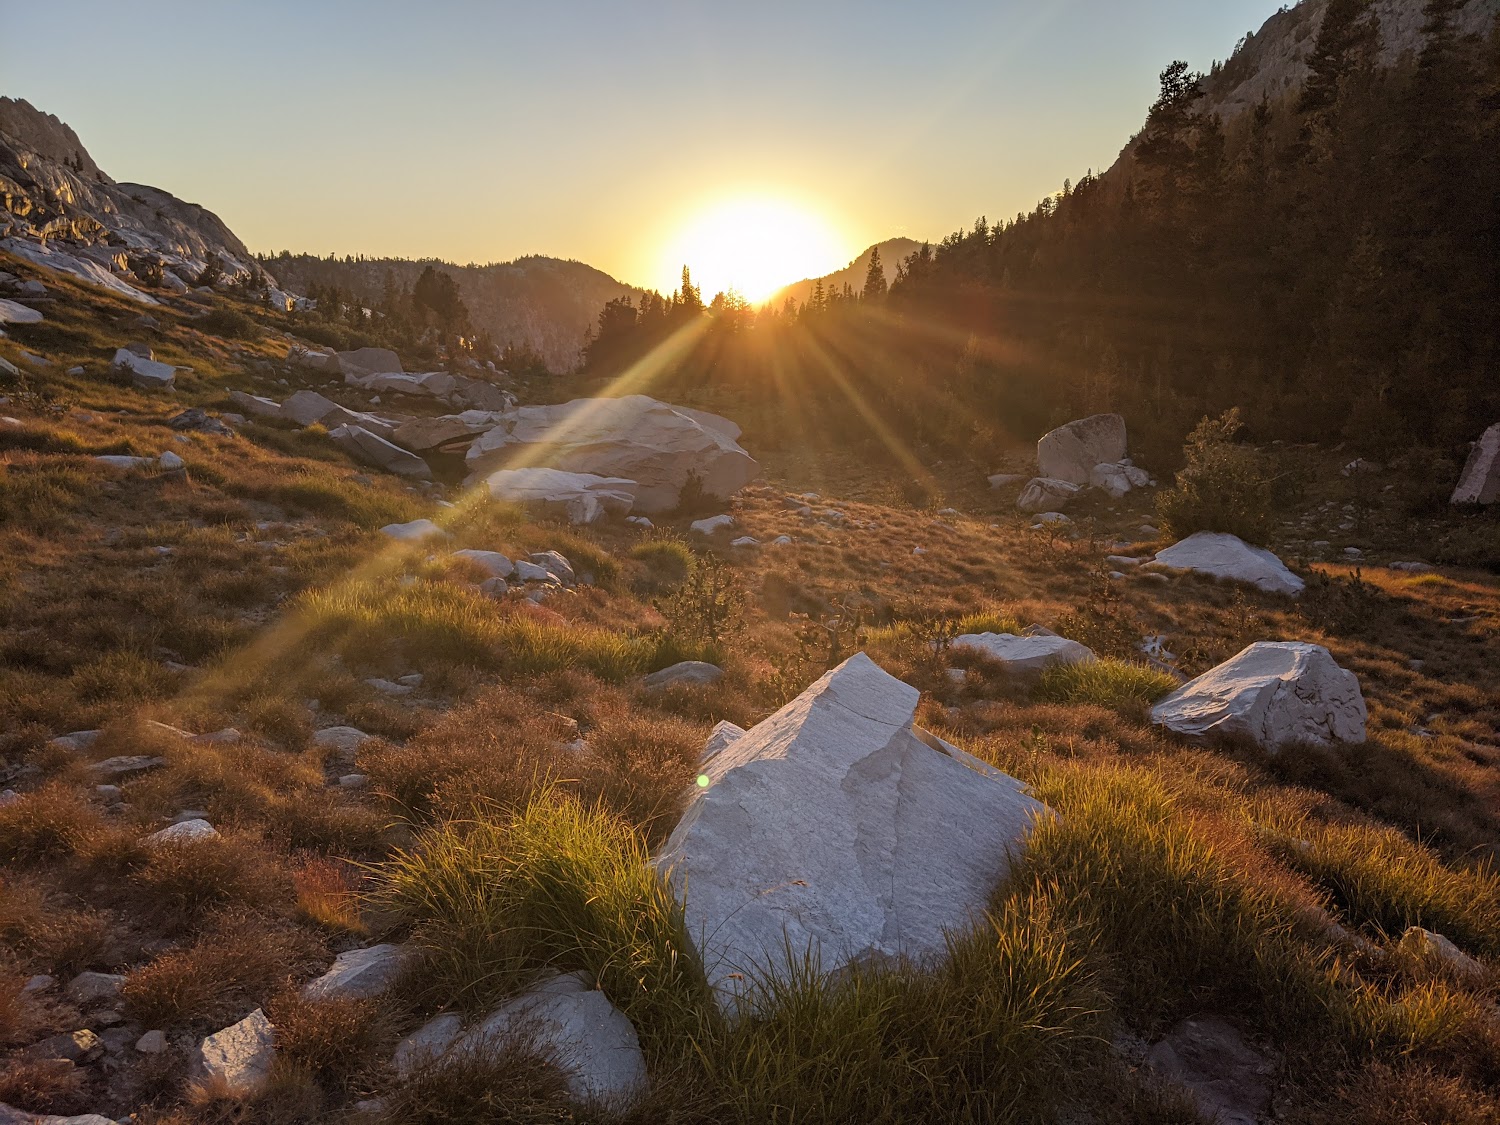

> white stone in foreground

[
  {"left": 483, "top": 467, "right": 637, "bottom": 525},
  {"left": 656, "top": 653, "right": 1049, "bottom": 1013},
  {"left": 395, "top": 974, "right": 647, "bottom": 1106},
  {"left": 1037, "top": 413, "right": 1127, "bottom": 485},
  {"left": 1451, "top": 422, "right": 1500, "bottom": 505},
  {"left": 145, "top": 818, "right": 218, "bottom": 845},
  {"left": 302, "top": 944, "right": 408, "bottom": 1001},
  {"left": 1151, "top": 641, "right": 1366, "bottom": 751},
  {"left": 194, "top": 1008, "right": 275, "bottom": 1097},
  {"left": 1149, "top": 532, "right": 1304, "bottom": 597},
  {"left": 950, "top": 632, "right": 1096, "bottom": 674}
]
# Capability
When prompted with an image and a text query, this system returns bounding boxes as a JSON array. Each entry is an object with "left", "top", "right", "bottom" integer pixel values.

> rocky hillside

[
  {"left": 771, "top": 237, "right": 924, "bottom": 308},
  {"left": 268, "top": 254, "right": 644, "bottom": 374},
  {"left": 1197, "top": 0, "right": 1496, "bottom": 121},
  {"left": 0, "top": 98, "right": 262, "bottom": 300}
]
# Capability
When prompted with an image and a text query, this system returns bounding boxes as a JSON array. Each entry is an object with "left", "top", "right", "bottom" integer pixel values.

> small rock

[
  {"left": 365, "top": 677, "right": 414, "bottom": 696},
  {"left": 950, "top": 633, "right": 1096, "bottom": 674},
  {"left": 194, "top": 1008, "right": 276, "bottom": 1097},
  {"left": 730, "top": 536, "right": 759, "bottom": 549},
  {"left": 87, "top": 755, "right": 165, "bottom": 780},
  {"left": 338, "top": 774, "right": 368, "bottom": 790},
  {"left": 145, "top": 818, "right": 218, "bottom": 846},
  {"left": 135, "top": 1030, "right": 168, "bottom": 1054},
  {"left": 690, "top": 514, "right": 734, "bottom": 536},
  {"left": 302, "top": 944, "right": 408, "bottom": 1001},
  {"left": 479, "top": 576, "right": 509, "bottom": 598},
  {"left": 513, "top": 560, "right": 560, "bottom": 584},
  {"left": 65, "top": 972, "right": 126, "bottom": 1008},
  {"left": 451, "top": 549, "right": 513, "bottom": 578},
  {"left": 528, "top": 550, "right": 576, "bottom": 586},
  {"left": 158, "top": 451, "right": 185, "bottom": 471},
  {"left": 644, "top": 661, "right": 724, "bottom": 690},
  {"left": 22, "top": 975, "right": 55, "bottom": 995},
  {"left": 26, "top": 1029, "right": 104, "bottom": 1065},
  {"left": 1144, "top": 1015, "right": 1273, "bottom": 1125},
  {"left": 379, "top": 519, "right": 448, "bottom": 542},
  {"left": 1398, "top": 927, "right": 1486, "bottom": 981},
  {"left": 312, "top": 727, "right": 372, "bottom": 757}
]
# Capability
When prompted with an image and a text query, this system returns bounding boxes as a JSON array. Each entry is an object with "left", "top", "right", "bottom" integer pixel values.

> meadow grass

[{"left": 1034, "top": 658, "right": 1178, "bottom": 712}]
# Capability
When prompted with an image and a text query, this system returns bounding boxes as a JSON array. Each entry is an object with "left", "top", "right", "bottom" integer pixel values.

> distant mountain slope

[
  {"left": 773, "top": 238, "right": 925, "bottom": 309},
  {"left": 0, "top": 96, "right": 260, "bottom": 293},
  {"left": 268, "top": 254, "right": 644, "bottom": 373}
]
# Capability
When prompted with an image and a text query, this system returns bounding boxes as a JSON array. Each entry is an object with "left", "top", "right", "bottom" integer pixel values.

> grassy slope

[{"left": 0, "top": 249, "right": 1498, "bottom": 1122}]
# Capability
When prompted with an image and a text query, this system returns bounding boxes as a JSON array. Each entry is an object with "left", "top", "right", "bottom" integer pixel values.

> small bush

[
  {"left": 129, "top": 835, "right": 295, "bottom": 933},
  {"left": 657, "top": 553, "right": 744, "bottom": 648},
  {"left": 1035, "top": 659, "right": 1178, "bottom": 712},
  {"left": 1156, "top": 408, "right": 1275, "bottom": 544},
  {"left": 630, "top": 537, "right": 694, "bottom": 593},
  {"left": 0, "top": 784, "right": 103, "bottom": 864},
  {"left": 197, "top": 308, "right": 259, "bottom": 340},
  {"left": 269, "top": 993, "right": 388, "bottom": 1087}
]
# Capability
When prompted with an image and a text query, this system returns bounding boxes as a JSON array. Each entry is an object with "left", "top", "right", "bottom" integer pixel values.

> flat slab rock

[
  {"left": 949, "top": 632, "right": 1095, "bottom": 673},
  {"left": 1148, "top": 532, "right": 1304, "bottom": 597},
  {"left": 1151, "top": 641, "right": 1366, "bottom": 751},
  {"left": 393, "top": 973, "right": 647, "bottom": 1108},
  {"left": 655, "top": 652, "right": 1049, "bottom": 1013}
]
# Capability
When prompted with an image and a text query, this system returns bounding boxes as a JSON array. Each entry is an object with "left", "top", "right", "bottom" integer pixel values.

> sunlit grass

[{"left": 1034, "top": 659, "right": 1178, "bottom": 712}]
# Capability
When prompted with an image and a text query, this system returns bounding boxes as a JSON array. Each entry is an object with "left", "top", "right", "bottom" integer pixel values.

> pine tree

[{"left": 862, "top": 246, "right": 888, "bottom": 300}]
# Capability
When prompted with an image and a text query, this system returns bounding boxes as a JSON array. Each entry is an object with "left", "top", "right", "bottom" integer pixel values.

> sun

[{"left": 660, "top": 196, "right": 850, "bottom": 305}]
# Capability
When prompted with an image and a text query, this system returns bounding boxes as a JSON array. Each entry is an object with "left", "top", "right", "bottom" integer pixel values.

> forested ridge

[{"left": 578, "top": 0, "right": 1500, "bottom": 478}]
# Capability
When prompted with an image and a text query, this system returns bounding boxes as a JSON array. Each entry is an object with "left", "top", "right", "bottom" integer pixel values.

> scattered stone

[
  {"left": 1144, "top": 1016, "right": 1273, "bottom": 1125},
  {"left": 311, "top": 727, "right": 372, "bottom": 756},
  {"left": 1016, "top": 477, "right": 1081, "bottom": 514},
  {"left": 528, "top": 550, "right": 576, "bottom": 586},
  {"left": 1139, "top": 524, "right": 1160, "bottom": 537},
  {"left": 392, "top": 1012, "right": 465, "bottom": 1076},
  {"left": 1451, "top": 422, "right": 1500, "bottom": 505},
  {"left": 329, "top": 424, "right": 432, "bottom": 479},
  {"left": 479, "top": 576, "right": 509, "bottom": 598},
  {"left": 168, "top": 407, "right": 233, "bottom": 436},
  {"left": 1398, "top": 927, "right": 1486, "bottom": 981},
  {"left": 93, "top": 454, "right": 155, "bottom": 470},
  {"left": 656, "top": 653, "right": 1049, "bottom": 1013},
  {"left": 302, "top": 944, "right": 408, "bottom": 1001},
  {"left": 110, "top": 348, "right": 175, "bottom": 391},
  {"left": 1089, "top": 461, "right": 1151, "bottom": 498},
  {"left": 769, "top": 535, "right": 792, "bottom": 547},
  {"left": 729, "top": 536, "right": 759, "bottom": 549},
  {"left": 335, "top": 347, "right": 402, "bottom": 377},
  {"left": 513, "top": 560, "right": 559, "bottom": 584},
  {"left": 1105, "top": 555, "right": 1142, "bottom": 569},
  {"left": 0, "top": 297, "right": 43, "bottom": 325},
  {"left": 338, "top": 774, "right": 368, "bottom": 790},
  {"left": 158, "top": 450, "right": 185, "bottom": 471},
  {"left": 194, "top": 1008, "right": 276, "bottom": 1097},
  {"left": 452, "top": 549, "right": 513, "bottom": 578},
  {"left": 25, "top": 1030, "right": 103, "bottom": 1065},
  {"left": 65, "top": 972, "right": 125, "bottom": 1008},
  {"left": 145, "top": 818, "right": 219, "bottom": 846},
  {"left": 1148, "top": 532, "right": 1305, "bottom": 597},
  {"left": 51, "top": 730, "right": 101, "bottom": 753},
  {"left": 22, "top": 975, "right": 55, "bottom": 995},
  {"left": 625, "top": 515, "right": 653, "bottom": 528},
  {"left": 1151, "top": 641, "right": 1367, "bottom": 751},
  {"left": 379, "top": 519, "right": 448, "bottom": 542},
  {"left": 227, "top": 390, "right": 282, "bottom": 419},
  {"left": 1388, "top": 561, "right": 1435, "bottom": 573},
  {"left": 1033, "top": 511, "right": 1072, "bottom": 526},
  {"left": 1341, "top": 458, "right": 1381, "bottom": 476},
  {"left": 365, "top": 678, "right": 413, "bottom": 696},
  {"left": 644, "top": 661, "right": 724, "bottom": 690},
  {"left": 1342, "top": 546, "right": 1363, "bottom": 559},
  {"left": 482, "top": 467, "right": 638, "bottom": 525},
  {"left": 134, "top": 1030, "right": 167, "bottom": 1054},
  {"left": 950, "top": 632, "right": 1096, "bottom": 674},
  {"left": 691, "top": 514, "right": 734, "bottom": 536},
  {"left": 987, "top": 473, "right": 1027, "bottom": 489},
  {"left": 1037, "top": 413, "right": 1127, "bottom": 485}
]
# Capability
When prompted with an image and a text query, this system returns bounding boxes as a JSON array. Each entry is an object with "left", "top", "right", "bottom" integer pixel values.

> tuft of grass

[
  {"left": 129, "top": 834, "right": 296, "bottom": 933},
  {"left": 376, "top": 793, "right": 706, "bottom": 1047},
  {"left": 1262, "top": 819, "right": 1500, "bottom": 956},
  {"left": 630, "top": 537, "right": 694, "bottom": 593},
  {"left": 695, "top": 892, "right": 1105, "bottom": 1125},
  {"left": 0, "top": 784, "right": 105, "bottom": 864},
  {"left": 1034, "top": 659, "right": 1179, "bottom": 713},
  {"left": 268, "top": 993, "right": 389, "bottom": 1089}
]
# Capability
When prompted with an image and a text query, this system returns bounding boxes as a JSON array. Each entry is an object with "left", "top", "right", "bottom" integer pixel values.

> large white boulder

[
  {"left": 481, "top": 467, "right": 637, "bottom": 525},
  {"left": 328, "top": 424, "right": 432, "bottom": 479},
  {"left": 1016, "top": 477, "right": 1080, "bottom": 514},
  {"left": 394, "top": 973, "right": 647, "bottom": 1108},
  {"left": 1451, "top": 422, "right": 1500, "bottom": 505},
  {"left": 1037, "top": 414, "right": 1127, "bottom": 485},
  {"left": 1148, "top": 532, "right": 1304, "bottom": 597},
  {"left": 950, "top": 632, "right": 1096, "bottom": 673},
  {"left": 656, "top": 653, "right": 1049, "bottom": 1013},
  {"left": 1150, "top": 641, "right": 1366, "bottom": 751},
  {"left": 464, "top": 395, "right": 757, "bottom": 513},
  {"left": 110, "top": 348, "right": 175, "bottom": 391}
]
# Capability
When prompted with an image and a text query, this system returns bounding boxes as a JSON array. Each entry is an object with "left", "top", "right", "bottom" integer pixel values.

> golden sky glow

[{"left": 656, "top": 196, "right": 854, "bottom": 303}]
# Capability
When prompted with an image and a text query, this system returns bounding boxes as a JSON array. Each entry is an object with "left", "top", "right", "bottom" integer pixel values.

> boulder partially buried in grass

[
  {"left": 655, "top": 652, "right": 1050, "bottom": 1013},
  {"left": 1150, "top": 641, "right": 1366, "bottom": 752}
]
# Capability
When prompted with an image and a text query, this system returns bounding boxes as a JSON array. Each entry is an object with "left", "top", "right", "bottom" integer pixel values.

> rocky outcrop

[
  {"left": 1451, "top": 422, "right": 1500, "bottom": 505},
  {"left": 481, "top": 467, "right": 638, "bottom": 524},
  {"left": 465, "top": 395, "right": 757, "bottom": 513},
  {"left": 656, "top": 653, "right": 1049, "bottom": 1013},
  {"left": 1037, "top": 414, "right": 1127, "bottom": 486},
  {"left": 328, "top": 424, "right": 432, "bottom": 479},
  {"left": 1147, "top": 532, "right": 1304, "bottom": 597},
  {"left": 1151, "top": 641, "right": 1367, "bottom": 751}
]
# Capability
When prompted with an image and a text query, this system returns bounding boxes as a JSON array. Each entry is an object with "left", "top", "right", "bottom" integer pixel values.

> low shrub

[{"left": 1156, "top": 408, "right": 1276, "bottom": 545}]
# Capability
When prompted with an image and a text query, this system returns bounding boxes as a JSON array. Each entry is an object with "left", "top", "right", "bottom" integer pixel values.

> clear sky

[{"left": 3, "top": 0, "right": 1277, "bottom": 294}]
